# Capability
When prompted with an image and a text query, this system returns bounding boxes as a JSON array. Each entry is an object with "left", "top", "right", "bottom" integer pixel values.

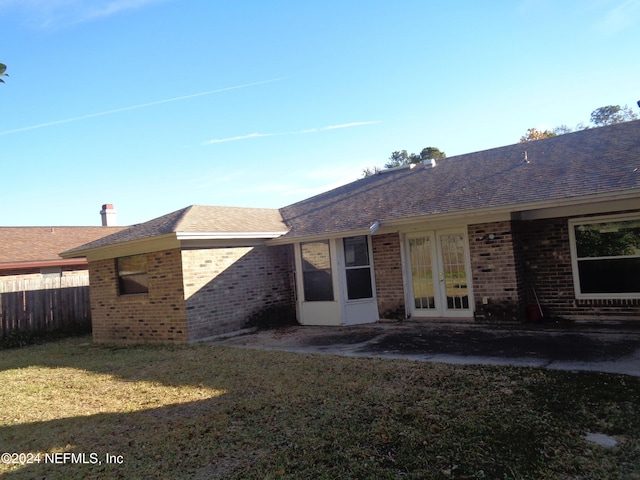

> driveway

[{"left": 210, "top": 321, "right": 640, "bottom": 377}]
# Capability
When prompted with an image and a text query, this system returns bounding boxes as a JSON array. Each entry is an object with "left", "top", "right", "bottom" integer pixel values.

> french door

[{"left": 406, "top": 229, "right": 472, "bottom": 317}]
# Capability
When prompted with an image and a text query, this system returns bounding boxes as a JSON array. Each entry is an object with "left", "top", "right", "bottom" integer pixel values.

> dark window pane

[
  {"left": 301, "top": 241, "right": 334, "bottom": 301},
  {"left": 117, "top": 254, "right": 148, "bottom": 295},
  {"left": 578, "top": 258, "right": 640, "bottom": 294},
  {"left": 303, "top": 271, "right": 334, "bottom": 301},
  {"left": 346, "top": 268, "right": 373, "bottom": 300},
  {"left": 118, "top": 273, "right": 149, "bottom": 295}
]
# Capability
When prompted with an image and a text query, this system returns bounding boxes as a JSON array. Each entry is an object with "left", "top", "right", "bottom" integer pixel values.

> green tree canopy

[
  {"left": 0, "top": 63, "right": 8, "bottom": 83},
  {"left": 384, "top": 147, "right": 446, "bottom": 169},
  {"left": 590, "top": 105, "right": 637, "bottom": 127},
  {"left": 519, "top": 103, "right": 638, "bottom": 142},
  {"left": 363, "top": 146, "right": 446, "bottom": 177}
]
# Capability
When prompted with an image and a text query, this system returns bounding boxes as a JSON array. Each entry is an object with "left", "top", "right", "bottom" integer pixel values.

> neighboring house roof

[
  {"left": 277, "top": 120, "right": 640, "bottom": 241},
  {"left": 62, "top": 205, "right": 289, "bottom": 258},
  {"left": 0, "top": 226, "right": 126, "bottom": 271}
]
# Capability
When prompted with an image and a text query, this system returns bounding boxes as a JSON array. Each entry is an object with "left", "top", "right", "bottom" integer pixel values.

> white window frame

[
  {"left": 568, "top": 213, "right": 640, "bottom": 299},
  {"left": 341, "top": 235, "right": 375, "bottom": 302}
]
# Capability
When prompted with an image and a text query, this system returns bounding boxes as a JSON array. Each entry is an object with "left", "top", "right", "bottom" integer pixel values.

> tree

[
  {"left": 519, "top": 128, "right": 557, "bottom": 143},
  {"left": 384, "top": 150, "right": 410, "bottom": 168},
  {"left": 419, "top": 146, "right": 447, "bottom": 161},
  {"left": 519, "top": 103, "right": 639, "bottom": 142},
  {"left": 590, "top": 105, "right": 637, "bottom": 127},
  {"left": 363, "top": 146, "right": 447, "bottom": 177},
  {"left": 0, "top": 63, "right": 7, "bottom": 83},
  {"left": 384, "top": 147, "right": 446, "bottom": 169}
]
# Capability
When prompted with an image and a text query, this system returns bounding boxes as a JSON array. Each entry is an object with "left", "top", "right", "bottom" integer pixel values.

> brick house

[
  {"left": 63, "top": 121, "right": 640, "bottom": 343},
  {"left": 62, "top": 206, "right": 293, "bottom": 342}
]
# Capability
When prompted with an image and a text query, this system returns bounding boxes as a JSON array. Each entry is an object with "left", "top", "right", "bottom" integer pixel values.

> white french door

[{"left": 406, "top": 229, "right": 473, "bottom": 318}]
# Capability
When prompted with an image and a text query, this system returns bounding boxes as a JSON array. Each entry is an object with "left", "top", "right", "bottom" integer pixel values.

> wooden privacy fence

[{"left": 0, "top": 275, "right": 91, "bottom": 338}]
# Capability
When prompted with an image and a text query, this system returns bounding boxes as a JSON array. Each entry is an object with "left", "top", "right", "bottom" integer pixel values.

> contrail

[
  {"left": 0, "top": 78, "right": 286, "bottom": 136},
  {"left": 205, "top": 120, "right": 382, "bottom": 145}
]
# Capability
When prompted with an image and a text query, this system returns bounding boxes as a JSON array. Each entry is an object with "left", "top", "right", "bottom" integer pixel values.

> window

[
  {"left": 570, "top": 215, "right": 640, "bottom": 298},
  {"left": 117, "top": 254, "right": 149, "bottom": 295},
  {"left": 301, "top": 241, "right": 334, "bottom": 301},
  {"left": 343, "top": 236, "right": 373, "bottom": 300}
]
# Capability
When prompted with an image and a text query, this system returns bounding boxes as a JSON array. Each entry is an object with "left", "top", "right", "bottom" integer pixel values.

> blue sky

[{"left": 2, "top": 0, "right": 639, "bottom": 226}]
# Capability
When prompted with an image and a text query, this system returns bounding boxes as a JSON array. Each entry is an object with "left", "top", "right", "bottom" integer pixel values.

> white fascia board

[
  {"left": 175, "top": 231, "right": 289, "bottom": 241},
  {"left": 266, "top": 227, "right": 373, "bottom": 246}
]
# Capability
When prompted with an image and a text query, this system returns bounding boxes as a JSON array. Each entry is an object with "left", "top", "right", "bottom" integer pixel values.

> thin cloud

[
  {"left": 206, "top": 133, "right": 282, "bottom": 145},
  {"left": 204, "top": 120, "right": 382, "bottom": 145},
  {"left": 0, "top": 78, "right": 286, "bottom": 136},
  {"left": 595, "top": 0, "right": 640, "bottom": 34},
  {"left": 0, "top": 0, "right": 170, "bottom": 28}
]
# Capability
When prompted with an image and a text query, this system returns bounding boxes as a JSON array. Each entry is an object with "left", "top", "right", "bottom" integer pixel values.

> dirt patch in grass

[{"left": 1, "top": 336, "right": 639, "bottom": 479}]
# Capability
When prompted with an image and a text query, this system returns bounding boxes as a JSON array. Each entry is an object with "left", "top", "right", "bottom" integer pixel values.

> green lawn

[{"left": 1, "top": 336, "right": 639, "bottom": 479}]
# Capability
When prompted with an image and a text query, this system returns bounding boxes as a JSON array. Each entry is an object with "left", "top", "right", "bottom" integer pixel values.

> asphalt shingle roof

[
  {"left": 59, "top": 121, "right": 640, "bottom": 255},
  {"left": 0, "top": 227, "right": 126, "bottom": 264},
  {"left": 279, "top": 120, "right": 640, "bottom": 239},
  {"left": 62, "top": 205, "right": 288, "bottom": 255}
]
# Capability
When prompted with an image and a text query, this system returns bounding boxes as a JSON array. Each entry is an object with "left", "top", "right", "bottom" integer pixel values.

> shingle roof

[
  {"left": 0, "top": 227, "right": 126, "bottom": 265},
  {"left": 278, "top": 120, "right": 640, "bottom": 240},
  {"left": 62, "top": 205, "right": 288, "bottom": 255}
]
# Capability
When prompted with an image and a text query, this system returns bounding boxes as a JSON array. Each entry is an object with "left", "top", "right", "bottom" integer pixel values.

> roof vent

[
  {"left": 425, "top": 159, "right": 437, "bottom": 168},
  {"left": 378, "top": 163, "right": 417, "bottom": 174}
]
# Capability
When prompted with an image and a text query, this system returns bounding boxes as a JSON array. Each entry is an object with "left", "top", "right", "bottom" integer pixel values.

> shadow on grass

[{"left": 1, "top": 336, "right": 640, "bottom": 479}]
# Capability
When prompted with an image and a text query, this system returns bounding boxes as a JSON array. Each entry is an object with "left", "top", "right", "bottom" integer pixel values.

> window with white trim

[
  {"left": 301, "top": 241, "right": 334, "bottom": 301},
  {"left": 570, "top": 215, "right": 640, "bottom": 298},
  {"left": 343, "top": 235, "right": 373, "bottom": 300},
  {"left": 117, "top": 254, "right": 149, "bottom": 295}
]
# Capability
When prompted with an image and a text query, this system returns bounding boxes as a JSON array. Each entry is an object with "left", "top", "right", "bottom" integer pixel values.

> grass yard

[{"left": 1, "top": 336, "right": 639, "bottom": 479}]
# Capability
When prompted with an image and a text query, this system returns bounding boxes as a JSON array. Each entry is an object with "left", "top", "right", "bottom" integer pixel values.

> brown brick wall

[
  {"left": 182, "top": 244, "right": 294, "bottom": 341},
  {"left": 516, "top": 216, "right": 640, "bottom": 321},
  {"left": 468, "top": 221, "right": 523, "bottom": 322},
  {"left": 88, "top": 248, "right": 188, "bottom": 343},
  {"left": 372, "top": 233, "right": 406, "bottom": 319}
]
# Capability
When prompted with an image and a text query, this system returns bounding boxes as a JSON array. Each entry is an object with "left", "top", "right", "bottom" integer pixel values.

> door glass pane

[
  {"left": 343, "top": 236, "right": 373, "bottom": 300},
  {"left": 346, "top": 269, "right": 373, "bottom": 299},
  {"left": 439, "top": 234, "right": 469, "bottom": 310},
  {"left": 301, "top": 241, "right": 334, "bottom": 301},
  {"left": 409, "top": 237, "right": 435, "bottom": 309}
]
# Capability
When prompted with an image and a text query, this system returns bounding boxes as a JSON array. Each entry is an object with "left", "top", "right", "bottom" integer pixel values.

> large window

[
  {"left": 343, "top": 236, "right": 373, "bottom": 300},
  {"left": 301, "top": 241, "right": 334, "bottom": 301},
  {"left": 117, "top": 254, "right": 149, "bottom": 295},
  {"left": 570, "top": 215, "right": 640, "bottom": 298}
]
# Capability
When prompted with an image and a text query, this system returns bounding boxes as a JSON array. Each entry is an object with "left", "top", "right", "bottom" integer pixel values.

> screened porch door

[{"left": 407, "top": 230, "right": 472, "bottom": 318}]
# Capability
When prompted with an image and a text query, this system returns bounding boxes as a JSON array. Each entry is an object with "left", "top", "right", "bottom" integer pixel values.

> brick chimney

[{"left": 100, "top": 204, "right": 117, "bottom": 226}]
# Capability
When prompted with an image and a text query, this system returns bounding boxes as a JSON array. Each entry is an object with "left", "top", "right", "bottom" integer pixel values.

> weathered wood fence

[{"left": 0, "top": 275, "right": 91, "bottom": 338}]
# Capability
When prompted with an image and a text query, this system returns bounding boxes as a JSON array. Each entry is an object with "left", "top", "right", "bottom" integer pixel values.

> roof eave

[
  {"left": 176, "top": 231, "right": 289, "bottom": 240},
  {"left": 269, "top": 188, "right": 640, "bottom": 244},
  {"left": 60, "top": 233, "right": 180, "bottom": 261},
  {"left": 0, "top": 258, "right": 87, "bottom": 271}
]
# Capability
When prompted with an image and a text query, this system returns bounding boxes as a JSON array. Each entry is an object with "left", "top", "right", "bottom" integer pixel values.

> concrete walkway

[{"left": 210, "top": 321, "right": 640, "bottom": 377}]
